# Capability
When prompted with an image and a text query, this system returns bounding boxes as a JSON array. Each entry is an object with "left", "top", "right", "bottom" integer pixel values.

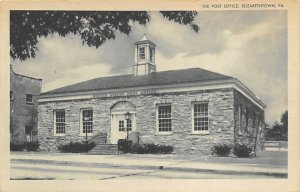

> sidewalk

[{"left": 11, "top": 151, "right": 288, "bottom": 177}]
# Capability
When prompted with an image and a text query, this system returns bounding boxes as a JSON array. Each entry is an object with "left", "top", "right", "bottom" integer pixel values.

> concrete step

[{"left": 89, "top": 144, "right": 118, "bottom": 155}]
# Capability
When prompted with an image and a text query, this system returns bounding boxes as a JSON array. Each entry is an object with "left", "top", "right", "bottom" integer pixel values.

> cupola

[{"left": 133, "top": 35, "right": 156, "bottom": 76}]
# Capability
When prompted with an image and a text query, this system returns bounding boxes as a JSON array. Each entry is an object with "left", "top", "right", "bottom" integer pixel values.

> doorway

[{"left": 110, "top": 101, "right": 136, "bottom": 144}]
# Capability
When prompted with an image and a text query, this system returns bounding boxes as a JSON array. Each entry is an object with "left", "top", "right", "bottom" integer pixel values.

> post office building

[{"left": 37, "top": 35, "right": 266, "bottom": 154}]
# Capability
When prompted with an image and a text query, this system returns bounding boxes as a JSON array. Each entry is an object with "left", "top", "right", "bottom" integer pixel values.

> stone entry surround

[
  {"left": 38, "top": 88, "right": 264, "bottom": 154},
  {"left": 110, "top": 101, "right": 137, "bottom": 144}
]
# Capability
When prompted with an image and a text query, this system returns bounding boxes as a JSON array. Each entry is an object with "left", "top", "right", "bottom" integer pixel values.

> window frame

[
  {"left": 238, "top": 105, "right": 242, "bottom": 135},
  {"left": 26, "top": 94, "right": 33, "bottom": 104},
  {"left": 149, "top": 47, "right": 155, "bottom": 63},
  {"left": 192, "top": 102, "right": 210, "bottom": 134},
  {"left": 138, "top": 46, "right": 146, "bottom": 61},
  {"left": 119, "top": 120, "right": 125, "bottom": 132},
  {"left": 54, "top": 109, "right": 66, "bottom": 136},
  {"left": 156, "top": 104, "right": 172, "bottom": 135},
  {"left": 127, "top": 119, "right": 132, "bottom": 131},
  {"left": 80, "top": 108, "right": 93, "bottom": 136}
]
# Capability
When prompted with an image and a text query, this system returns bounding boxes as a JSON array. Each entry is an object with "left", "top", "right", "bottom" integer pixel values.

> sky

[{"left": 11, "top": 11, "right": 287, "bottom": 124}]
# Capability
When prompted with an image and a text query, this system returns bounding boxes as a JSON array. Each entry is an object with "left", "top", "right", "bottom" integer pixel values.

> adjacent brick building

[
  {"left": 37, "top": 36, "right": 266, "bottom": 154},
  {"left": 10, "top": 65, "right": 42, "bottom": 143}
]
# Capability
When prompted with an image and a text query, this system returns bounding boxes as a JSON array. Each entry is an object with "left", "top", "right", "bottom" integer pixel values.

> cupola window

[
  {"left": 150, "top": 48, "right": 155, "bottom": 62},
  {"left": 139, "top": 47, "right": 146, "bottom": 60}
]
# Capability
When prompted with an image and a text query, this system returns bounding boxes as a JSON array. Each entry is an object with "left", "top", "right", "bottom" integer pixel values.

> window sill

[
  {"left": 191, "top": 131, "right": 210, "bottom": 135},
  {"left": 80, "top": 133, "right": 93, "bottom": 137},
  {"left": 54, "top": 134, "right": 65, "bottom": 137},
  {"left": 155, "top": 132, "right": 173, "bottom": 136}
]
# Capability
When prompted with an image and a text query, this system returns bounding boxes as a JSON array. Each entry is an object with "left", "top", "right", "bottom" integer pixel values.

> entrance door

[
  {"left": 110, "top": 113, "right": 136, "bottom": 144},
  {"left": 110, "top": 101, "right": 137, "bottom": 144}
]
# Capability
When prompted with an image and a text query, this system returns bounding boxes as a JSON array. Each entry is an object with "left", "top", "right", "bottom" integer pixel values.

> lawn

[
  {"left": 204, "top": 151, "right": 287, "bottom": 166},
  {"left": 118, "top": 151, "right": 287, "bottom": 166}
]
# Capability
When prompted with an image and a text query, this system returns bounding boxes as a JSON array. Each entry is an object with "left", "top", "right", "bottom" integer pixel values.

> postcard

[{"left": 0, "top": 0, "right": 299, "bottom": 192}]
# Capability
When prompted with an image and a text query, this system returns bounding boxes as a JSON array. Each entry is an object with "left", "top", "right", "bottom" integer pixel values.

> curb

[
  {"left": 164, "top": 166, "right": 287, "bottom": 178},
  {"left": 11, "top": 158, "right": 287, "bottom": 178}
]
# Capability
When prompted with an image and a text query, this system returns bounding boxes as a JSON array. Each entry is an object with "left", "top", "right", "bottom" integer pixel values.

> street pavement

[
  {"left": 10, "top": 151, "right": 287, "bottom": 180},
  {"left": 11, "top": 161, "right": 276, "bottom": 179}
]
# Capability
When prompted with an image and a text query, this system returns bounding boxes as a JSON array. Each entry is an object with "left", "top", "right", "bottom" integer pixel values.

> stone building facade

[
  {"left": 37, "top": 36, "right": 266, "bottom": 154},
  {"left": 10, "top": 65, "right": 42, "bottom": 143}
]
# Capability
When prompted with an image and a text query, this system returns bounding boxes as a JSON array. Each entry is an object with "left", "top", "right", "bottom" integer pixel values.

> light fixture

[{"left": 125, "top": 112, "right": 131, "bottom": 120}]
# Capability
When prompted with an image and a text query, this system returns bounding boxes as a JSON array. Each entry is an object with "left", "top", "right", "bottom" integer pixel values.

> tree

[
  {"left": 280, "top": 110, "right": 288, "bottom": 133},
  {"left": 10, "top": 11, "right": 199, "bottom": 61},
  {"left": 265, "top": 110, "right": 288, "bottom": 141}
]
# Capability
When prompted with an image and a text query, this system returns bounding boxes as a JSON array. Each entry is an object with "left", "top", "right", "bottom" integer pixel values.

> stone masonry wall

[
  {"left": 233, "top": 90, "right": 265, "bottom": 150},
  {"left": 38, "top": 88, "right": 235, "bottom": 154}
]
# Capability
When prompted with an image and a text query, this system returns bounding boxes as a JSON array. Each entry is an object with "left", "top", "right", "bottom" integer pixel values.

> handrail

[{"left": 89, "top": 131, "right": 107, "bottom": 144}]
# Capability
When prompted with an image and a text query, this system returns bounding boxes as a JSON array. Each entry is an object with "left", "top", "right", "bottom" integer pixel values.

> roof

[
  {"left": 10, "top": 65, "right": 42, "bottom": 81},
  {"left": 134, "top": 34, "right": 156, "bottom": 46},
  {"left": 139, "top": 34, "right": 148, "bottom": 41},
  {"left": 42, "top": 68, "right": 232, "bottom": 95}
]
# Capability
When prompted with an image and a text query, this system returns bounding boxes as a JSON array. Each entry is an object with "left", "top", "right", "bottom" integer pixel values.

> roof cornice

[{"left": 38, "top": 78, "right": 266, "bottom": 110}]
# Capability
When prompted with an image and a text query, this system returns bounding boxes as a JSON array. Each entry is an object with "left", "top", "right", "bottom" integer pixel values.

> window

[
  {"left": 127, "top": 119, "right": 132, "bottom": 131},
  {"left": 119, "top": 119, "right": 131, "bottom": 132},
  {"left": 119, "top": 120, "right": 125, "bottom": 132},
  {"left": 10, "top": 91, "right": 13, "bottom": 101},
  {"left": 150, "top": 48, "right": 155, "bottom": 62},
  {"left": 238, "top": 105, "right": 242, "bottom": 134},
  {"left": 26, "top": 94, "right": 33, "bottom": 104},
  {"left": 82, "top": 109, "right": 93, "bottom": 134},
  {"left": 54, "top": 110, "right": 65, "bottom": 135},
  {"left": 25, "top": 126, "right": 33, "bottom": 141},
  {"left": 157, "top": 105, "right": 172, "bottom": 132},
  {"left": 193, "top": 103, "right": 209, "bottom": 132},
  {"left": 139, "top": 47, "right": 145, "bottom": 60},
  {"left": 255, "top": 113, "right": 259, "bottom": 127},
  {"left": 245, "top": 108, "right": 249, "bottom": 132}
]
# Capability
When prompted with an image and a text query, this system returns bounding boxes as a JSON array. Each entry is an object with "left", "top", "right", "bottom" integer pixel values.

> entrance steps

[{"left": 89, "top": 144, "right": 118, "bottom": 155}]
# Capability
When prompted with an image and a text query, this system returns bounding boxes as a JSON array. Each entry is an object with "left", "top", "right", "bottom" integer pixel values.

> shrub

[
  {"left": 130, "top": 143, "right": 145, "bottom": 154},
  {"left": 118, "top": 139, "right": 133, "bottom": 153},
  {"left": 25, "top": 141, "right": 39, "bottom": 151},
  {"left": 57, "top": 142, "right": 95, "bottom": 153},
  {"left": 129, "top": 143, "right": 174, "bottom": 154},
  {"left": 10, "top": 142, "right": 26, "bottom": 151},
  {"left": 156, "top": 144, "right": 174, "bottom": 154},
  {"left": 211, "top": 143, "right": 232, "bottom": 156},
  {"left": 233, "top": 143, "right": 253, "bottom": 158},
  {"left": 144, "top": 143, "right": 159, "bottom": 153}
]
